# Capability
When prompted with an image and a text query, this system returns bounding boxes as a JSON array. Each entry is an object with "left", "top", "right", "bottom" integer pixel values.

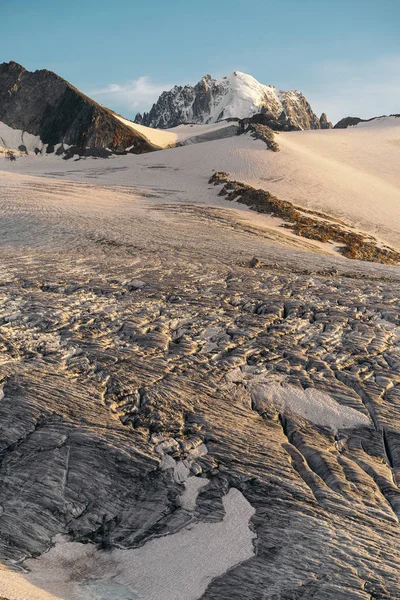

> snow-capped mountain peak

[{"left": 135, "top": 71, "right": 328, "bottom": 130}]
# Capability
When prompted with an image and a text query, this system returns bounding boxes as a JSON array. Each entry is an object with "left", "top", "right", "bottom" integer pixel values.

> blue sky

[{"left": 1, "top": 0, "right": 399, "bottom": 123}]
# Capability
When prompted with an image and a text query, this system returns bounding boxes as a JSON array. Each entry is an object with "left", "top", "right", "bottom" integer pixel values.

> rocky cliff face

[
  {"left": 135, "top": 71, "right": 328, "bottom": 130},
  {"left": 0, "top": 61, "right": 155, "bottom": 156},
  {"left": 319, "top": 112, "right": 333, "bottom": 129}
]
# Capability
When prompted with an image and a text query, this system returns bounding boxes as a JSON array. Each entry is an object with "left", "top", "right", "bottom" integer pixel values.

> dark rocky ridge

[
  {"left": 334, "top": 116, "right": 367, "bottom": 129},
  {"left": 0, "top": 61, "right": 155, "bottom": 156},
  {"left": 334, "top": 114, "right": 400, "bottom": 128}
]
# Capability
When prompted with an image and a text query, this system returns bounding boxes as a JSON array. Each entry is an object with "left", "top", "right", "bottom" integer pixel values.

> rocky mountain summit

[
  {"left": 135, "top": 71, "right": 331, "bottom": 130},
  {"left": 0, "top": 61, "right": 154, "bottom": 156}
]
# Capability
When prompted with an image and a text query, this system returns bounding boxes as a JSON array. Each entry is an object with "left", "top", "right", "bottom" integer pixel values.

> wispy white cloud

[
  {"left": 89, "top": 76, "right": 175, "bottom": 114},
  {"left": 304, "top": 55, "right": 400, "bottom": 124}
]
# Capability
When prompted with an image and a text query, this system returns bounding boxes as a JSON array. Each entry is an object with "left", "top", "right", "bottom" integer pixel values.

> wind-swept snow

[{"left": 2, "top": 115, "right": 400, "bottom": 254}]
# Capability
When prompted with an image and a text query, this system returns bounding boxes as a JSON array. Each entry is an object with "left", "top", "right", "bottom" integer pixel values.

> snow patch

[
  {"left": 251, "top": 383, "right": 371, "bottom": 430},
  {"left": 180, "top": 476, "right": 208, "bottom": 511},
  {"left": 19, "top": 488, "right": 255, "bottom": 600},
  {"left": 0, "top": 121, "right": 44, "bottom": 153}
]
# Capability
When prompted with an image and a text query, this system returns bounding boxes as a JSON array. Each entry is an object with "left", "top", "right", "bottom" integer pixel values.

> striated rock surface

[
  {"left": 0, "top": 61, "right": 155, "bottom": 156},
  {"left": 0, "top": 165, "right": 400, "bottom": 598},
  {"left": 135, "top": 71, "right": 326, "bottom": 130}
]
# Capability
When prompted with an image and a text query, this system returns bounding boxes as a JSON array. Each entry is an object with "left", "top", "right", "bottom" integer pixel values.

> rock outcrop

[
  {"left": 239, "top": 112, "right": 302, "bottom": 132},
  {"left": 210, "top": 171, "right": 400, "bottom": 264},
  {"left": 335, "top": 114, "right": 400, "bottom": 129},
  {"left": 135, "top": 71, "right": 327, "bottom": 130},
  {"left": 0, "top": 61, "right": 155, "bottom": 156},
  {"left": 319, "top": 112, "right": 333, "bottom": 129},
  {"left": 334, "top": 116, "right": 365, "bottom": 129}
]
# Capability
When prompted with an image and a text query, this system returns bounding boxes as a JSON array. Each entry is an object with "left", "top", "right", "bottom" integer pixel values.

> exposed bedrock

[
  {"left": 0, "top": 170, "right": 400, "bottom": 597},
  {"left": 0, "top": 61, "right": 155, "bottom": 155},
  {"left": 1, "top": 248, "right": 400, "bottom": 598}
]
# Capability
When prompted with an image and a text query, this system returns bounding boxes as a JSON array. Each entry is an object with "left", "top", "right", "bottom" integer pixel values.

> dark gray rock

[
  {"left": 320, "top": 112, "right": 333, "bottom": 129},
  {"left": 0, "top": 61, "right": 155, "bottom": 156},
  {"left": 239, "top": 112, "right": 300, "bottom": 132},
  {"left": 334, "top": 116, "right": 365, "bottom": 129},
  {"left": 333, "top": 114, "right": 400, "bottom": 129}
]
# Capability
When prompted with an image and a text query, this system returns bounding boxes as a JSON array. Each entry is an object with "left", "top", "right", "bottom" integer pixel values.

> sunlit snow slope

[
  {"left": 3, "top": 116, "right": 400, "bottom": 252},
  {"left": 113, "top": 114, "right": 238, "bottom": 148},
  {"left": 249, "top": 116, "right": 400, "bottom": 248}
]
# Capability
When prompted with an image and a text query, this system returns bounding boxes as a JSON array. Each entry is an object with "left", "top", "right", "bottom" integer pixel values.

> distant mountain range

[
  {"left": 134, "top": 71, "right": 332, "bottom": 130},
  {"left": 10, "top": 62, "right": 397, "bottom": 158}
]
